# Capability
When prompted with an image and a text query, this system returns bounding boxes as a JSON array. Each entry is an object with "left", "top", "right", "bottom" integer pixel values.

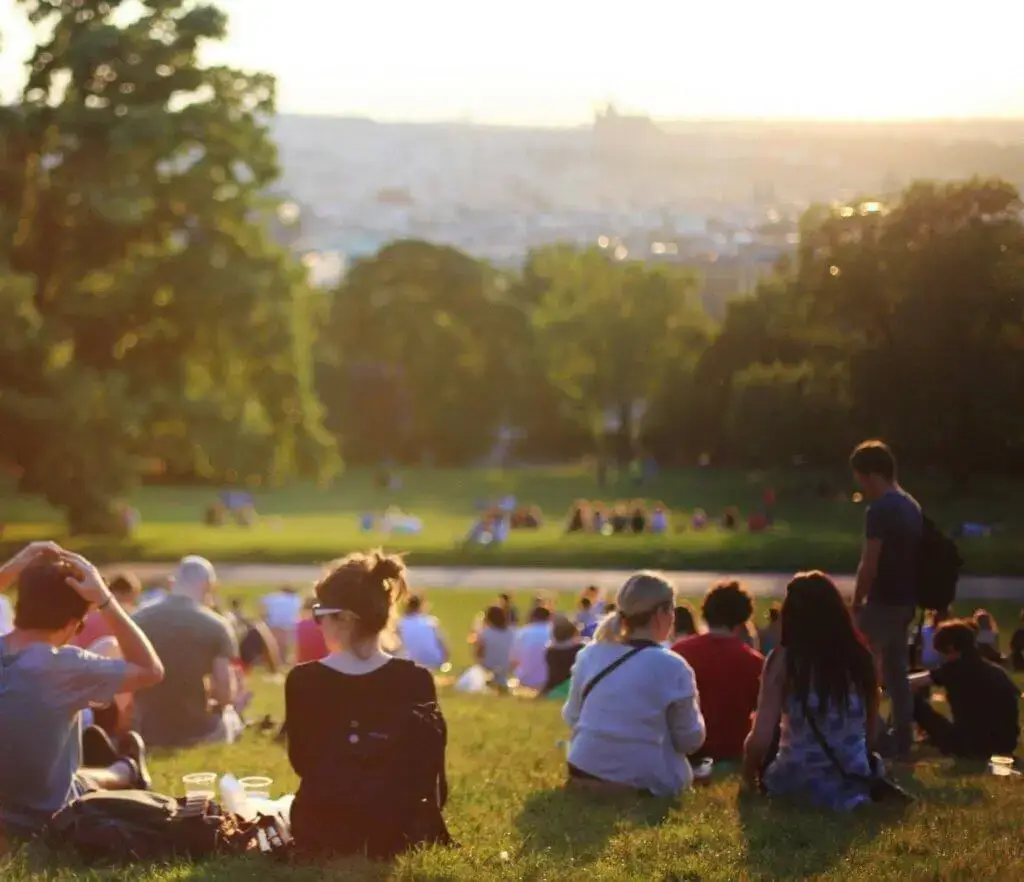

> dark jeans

[
  {"left": 912, "top": 694, "right": 991, "bottom": 759},
  {"left": 858, "top": 603, "right": 915, "bottom": 753}
]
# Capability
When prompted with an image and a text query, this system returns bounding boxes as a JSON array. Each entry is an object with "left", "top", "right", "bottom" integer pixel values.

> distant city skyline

[{"left": 2, "top": 0, "right": 1023, "bottom": 125}]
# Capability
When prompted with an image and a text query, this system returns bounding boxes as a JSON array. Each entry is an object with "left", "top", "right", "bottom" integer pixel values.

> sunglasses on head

[{"left": 311, "top": 603, "right": 344, "bottom": 623}]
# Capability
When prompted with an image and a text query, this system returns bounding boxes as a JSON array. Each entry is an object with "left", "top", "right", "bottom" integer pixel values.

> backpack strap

[
  {"left": 802, "top": 709, "right": 866, "bottom": 785},
  {"left": 580, "top": 644, "right": 651, "bottom": 709}
]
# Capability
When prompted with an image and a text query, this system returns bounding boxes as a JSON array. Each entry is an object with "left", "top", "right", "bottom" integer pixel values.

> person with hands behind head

[{"left": 0, "top": 544, "right": 164, "bottom": 837}]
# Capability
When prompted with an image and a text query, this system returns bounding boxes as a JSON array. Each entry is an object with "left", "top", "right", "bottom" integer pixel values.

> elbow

[{"left": 141, "top": 661, "right": 165, "bottom": 689}]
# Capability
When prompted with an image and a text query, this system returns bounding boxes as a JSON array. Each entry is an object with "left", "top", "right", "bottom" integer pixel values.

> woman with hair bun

[
  {"left": 562, "top": 571, "right": 706, "bottom": 796},
  {"left": 285, "top": 550, "right": 451, "bottom": 858}
]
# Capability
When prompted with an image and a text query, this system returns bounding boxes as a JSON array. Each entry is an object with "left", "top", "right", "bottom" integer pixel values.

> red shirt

[
  {"left": 295, "top": 617, "right": 329, "bottom": 664},
  {"left": 672, "top": 633, "right": 764, "bottom": 760},
  {"left": 72, "top": 610, "right": 114, "bottom": 650}
]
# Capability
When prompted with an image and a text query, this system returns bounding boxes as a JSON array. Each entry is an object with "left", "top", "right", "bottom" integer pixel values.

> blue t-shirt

[
  {"left": 0, "top": 639, "right": 127, "bottom": 833},
  {"left": 865, "top": 488, "right": 922, "bottom": 606}
]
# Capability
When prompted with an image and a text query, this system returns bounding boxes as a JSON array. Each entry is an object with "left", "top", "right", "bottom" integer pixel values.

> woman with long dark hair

[{"left": 743, "top": 571, "right": 879, "bottom": 810}]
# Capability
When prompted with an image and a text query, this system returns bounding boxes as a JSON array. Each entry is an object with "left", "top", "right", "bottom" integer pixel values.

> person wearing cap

[
  {"left": 133, "top": 555, "right": 242, "bottom": 747},
  {"left": 0, "top": 543, "right": 163, "bottom": 836}
]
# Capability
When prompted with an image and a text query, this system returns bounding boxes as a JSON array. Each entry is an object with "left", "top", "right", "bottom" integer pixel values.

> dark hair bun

[{"left": 372, "top": 554, "right": 405, "bottom": 583}]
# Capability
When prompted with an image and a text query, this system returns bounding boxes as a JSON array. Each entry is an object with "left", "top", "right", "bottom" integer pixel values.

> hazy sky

[{"left": 1, "top": 0, "right": 1022, "bottom": 124}]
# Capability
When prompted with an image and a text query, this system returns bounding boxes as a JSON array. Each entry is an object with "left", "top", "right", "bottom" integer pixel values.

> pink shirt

[
  {"left": 295, "top": 618, "right": 328, "bottom": 664},
  {"left": 72, "top": 611, "right": 114, "bottom": 650}
]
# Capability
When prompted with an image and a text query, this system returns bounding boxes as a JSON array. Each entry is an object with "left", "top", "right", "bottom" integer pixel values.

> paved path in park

[{"left": 108, "top": 563, "right": 1024, "bottom": 600}]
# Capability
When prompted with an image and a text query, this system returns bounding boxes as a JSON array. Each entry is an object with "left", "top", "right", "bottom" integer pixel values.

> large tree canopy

[{"left": 1, "top": 0, "right": 337, "bottom": 531}]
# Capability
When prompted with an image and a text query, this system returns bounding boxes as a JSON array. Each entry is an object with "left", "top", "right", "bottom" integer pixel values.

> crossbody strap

[
  {"left": 803, "top": 708, "right": 871, "bottom": 784},
  {"left": 580, "top": 644, "right": 651, "bottom": 709}
]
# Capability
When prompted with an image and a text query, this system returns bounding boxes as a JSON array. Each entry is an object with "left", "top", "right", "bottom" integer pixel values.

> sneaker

[{"left": 119, "top": 731, "right": 152, "bottom": 790}]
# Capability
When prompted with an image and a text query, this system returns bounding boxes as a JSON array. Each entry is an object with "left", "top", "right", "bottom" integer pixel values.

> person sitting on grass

[
  {"left": 543, "top": 614, "right": 584, "bottom": 696},
  {"left": 563, "top": 572, "right": 705, "bottom": 796},
  {"left": 473, "top": 604, "right": 516, "bottom": 690},
  {"left": 1011, "top": 608, "right": 1024, "bottom": 672},
  {"left": 511, "top": 604, "right": 553, "bottom": 690},
  {"left": 910, "top": 620, "right": 1020, "bottom": 759},
  {"left": 574, "top": 596, "right": 598, "bottom": 638},
  {"left": 758, "top": 604, "right": 781, "bottom": 657},
  {"left": 133, "top": 556, "right": 244, "bottom": 748},
  {"left": 673, "top": 601, "right": 699, "bottom": 642},
  {"left": 285, "top": 551, "right": 450, "bottom": 859},
  {"left": 972, "top": 609, "right": 1003, "bottom": 664},
  {"left": 72, "top": 572, "right": 141, "bottom": 650},
  {"left": 0, "top": 544, "right": 163, "bottom": 837},
  {"left": 744, "top": 571, "right": 879, "bottom": 811},
  {"left": 397, "top": 594, "right": 449, "bottom": 671},
  {"left": 295, "top": 595, "right": 329, "bottom": 664},
  {"left": 673, "top": 581, "right": 763, "bottom": 761}
]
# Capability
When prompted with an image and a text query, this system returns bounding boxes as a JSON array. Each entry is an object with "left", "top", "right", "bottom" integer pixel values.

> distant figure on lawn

[
  {"left": 72, "top": 572, "right": 141, "bottom": 650},
  {"left": 543, "top": 614, "right": 583, "bottom": 696},
  {"left": 971, "top": 609, "right": 1003, "bottom": 664},
  {"left": 850, "top": 440, "right": 922, "bottom": 758},
  {"left": 563, "top": 571, "right": 705, "bottom": 796},
  {"left": 473, "top": 605, "right": 515, "bottom": 690},
  {"left": 295, "top": 596, "right": 329, "bottom": 664},
  {"left": 0, "top": 544, "right": 162, "bottom": 837},
  {"left": 397, "top": 594, "right": 450, "bottom": 671},
  {"left": 511, "top": 605, "right": 553, "bottom": 690},
  {"left": 261, "top": 585, "right": 303, "bottom": 664},
  {"left": 758, "top": 604, "right": 781, "bottom": 657},
  {"left": 134, "top": 556, "right": 244, "bottom": 747},
  {"left": 744, "top": 572, "right": 879, "bottom": 811},
  {"left": 910, "top": 620, "right": 1020, "bottom": 759},
  {"left": 285, "top": 550, "right": 451, "bottom": 858},
  {"left": 673, "top": 581, "right": 763, "bottom": 761}
]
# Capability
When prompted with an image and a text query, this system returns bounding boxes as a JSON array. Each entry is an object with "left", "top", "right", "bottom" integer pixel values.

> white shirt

[
  {"left": 398, "top": 614, "right": 446, "bottom": 669},
  {"left": 563, "top": 642, "right": 705, "bottom": 796},
  {"left": 511, "top": 622, "right": 553, "bottom": 690},
  {"left": 261, "top": 592, "right": 303, "bottom": 630},
  {"left": 0, "top": 596, "right": 13, "bottom": 636}
]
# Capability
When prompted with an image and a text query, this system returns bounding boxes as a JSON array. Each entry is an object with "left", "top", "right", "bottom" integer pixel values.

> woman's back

[
  {"left": 563, "top": 641, "right": 703, "bottom": 796},
  {"left": 286, "top": 658, "right": 448, "bottom": 857},
  {"left": 479, "top": 626, "right": 515, "bottom": 677},
  {"left": 764, "top": 688, "right": 873, "bottom": 811}
]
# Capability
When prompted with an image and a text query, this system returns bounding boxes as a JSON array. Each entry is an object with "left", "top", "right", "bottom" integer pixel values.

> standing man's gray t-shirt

[
  {"left": 865, "top": 488, "right": 923, "bottom": 606},
  {"left": 133, "top": 596, "right": 238, "bottom": 747},
  {"left": 0, "top": 639, "right": 126, "bottom": 832}
]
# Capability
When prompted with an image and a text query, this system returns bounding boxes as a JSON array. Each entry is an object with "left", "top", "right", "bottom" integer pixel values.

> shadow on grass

[
  {"left": 515, "top": 786, "right": 671, "bottom": 863},
  {"left": 736, "top": 789, "right": 906, "bottom": 880}
]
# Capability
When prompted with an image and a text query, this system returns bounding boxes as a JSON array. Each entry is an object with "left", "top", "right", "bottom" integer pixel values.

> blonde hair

[{"left": 594, "top": 571, "right": 676, "bottom": 643}]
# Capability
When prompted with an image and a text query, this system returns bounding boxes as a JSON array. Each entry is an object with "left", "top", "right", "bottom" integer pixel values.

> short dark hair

[
  {"left": 850, "top": 440, "right": 896, "bottom": 482},
  {"left": 552, "top": 614, "right": 578, "bottom": 643},
  {"left": 484, "top": 605, "right": 508, "bottom": 630},
  {"left": 933, "top": 620, "right": 978, "bottom": 656},
  {"left": 529, "top": 605, "right": 552, "bottom": 624},
  {"left": 108, "top": 572, "right": 141, "bottom": 602},
  {"left": 767, "top": 604, "right": 781, "bottom": 624},
  {"left": 702, "top": 580, "right": 754, "bottom": 630},
  {"left": 579, "top": 596, "right": 592, "bottom": 611},
  {"left": 406, "top": 594, "right": 424, "bottom": 614},
  {"left": 15, "top": 561, "right": 91, "bottom": 631}
]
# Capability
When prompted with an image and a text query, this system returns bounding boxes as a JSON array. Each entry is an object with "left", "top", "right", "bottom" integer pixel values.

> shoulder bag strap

[
  {"left": 580, "top": 644, "right": 651, "bottom": 709},
  {"left": 803, "top": 707, "right": 870, "bottom": 784}
]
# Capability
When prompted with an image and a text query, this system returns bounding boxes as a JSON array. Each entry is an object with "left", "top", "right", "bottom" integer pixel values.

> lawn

[
  {"left": 2, "top": 466, "right": 1023, "bottom": 575},
  {"left": 3, "top": 590, "right": 1023, "bottom": 882}
]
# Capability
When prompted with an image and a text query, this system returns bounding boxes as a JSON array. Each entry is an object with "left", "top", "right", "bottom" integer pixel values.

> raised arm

[
  {"left": 62, "top": 552, "right": 164, "bottom": 693},
  {"left": 0, "top": 541, "right": 63, "bottom": 594}
]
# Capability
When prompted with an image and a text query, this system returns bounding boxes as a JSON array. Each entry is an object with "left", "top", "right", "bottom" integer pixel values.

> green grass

[
  {"left": 3, "top": 590, "right": 1024, "bottom": 881},
  {"left": 3, "top": 466, "right": 1024, "bottom": 574}
]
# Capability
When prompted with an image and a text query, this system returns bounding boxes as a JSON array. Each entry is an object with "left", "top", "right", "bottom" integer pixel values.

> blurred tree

[
  {"left": 2, "top": 0, "right": 338, "bottom": 531},
  {"left": 528, "top": 246, "right": 711, "bottom": 473},
  {"left": 320, "top": 240, "right": 525, "bottom": 464}
]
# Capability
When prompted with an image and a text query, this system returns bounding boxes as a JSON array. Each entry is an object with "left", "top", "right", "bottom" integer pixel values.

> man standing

[
  {"left": 0, "top": 543, "right": 163, "bottom": 836},
  {"left": 850, "top": 440, "right": 922, "bottom": 758},
  {"left": 133, "top": 556, "right": 243, "bottom": 747}
]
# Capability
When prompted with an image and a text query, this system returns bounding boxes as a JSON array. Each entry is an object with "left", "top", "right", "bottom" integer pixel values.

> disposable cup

[
  {"left": 989, "top": 756, "right": 1015, "bottom": 777},
  {"left": 182, "top": 773, "right": 217, "bottom": 799},
  {"left": 240, "top": 776, "right": 274, "bottom": 800}
]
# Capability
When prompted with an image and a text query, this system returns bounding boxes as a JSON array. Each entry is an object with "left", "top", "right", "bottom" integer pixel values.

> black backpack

[
  {"left": 44, "top": 791, "right": 284, "bottom": 864},
  {"left": 916, "top": 515, "right": 963, "bottom": 612},
  {"left": 290, "top": 700, "right": 453, "bottom": 859}
]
